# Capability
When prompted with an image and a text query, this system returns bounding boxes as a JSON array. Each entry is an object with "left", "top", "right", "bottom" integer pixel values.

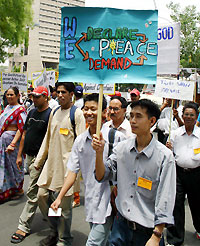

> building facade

[{"left": 8, "top": 0, "right": 84, "bottom": 78}]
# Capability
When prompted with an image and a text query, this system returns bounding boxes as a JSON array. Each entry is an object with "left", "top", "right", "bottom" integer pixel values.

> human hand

[
  {"left": 51, "top": 198, "right": 61, "bottom": 211},
  {"left": 166, "top": 141, "right": 173, "bottom": 150},
  {"left": 92, "top": 133, "right": 105, "bottom": 153},
  {"left": 16, "top": 156, "right": 23, "bottom": 170},
  {"left": 5, "top": 144, "right": 15, "bottom": 153},
  {"left": 145, "top": 235, "right": 160, "bottom": 246}
]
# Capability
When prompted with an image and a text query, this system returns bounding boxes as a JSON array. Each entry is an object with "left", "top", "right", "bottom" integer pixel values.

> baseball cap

[
  {"left": 130, "top": 88, "right": 140, "bottom": 96},
  {"left": 75, "top": 85, "right": 83, "bottom": 94},
  {"left": 32, "top": 86, "right": 48, "bottom": 97}
]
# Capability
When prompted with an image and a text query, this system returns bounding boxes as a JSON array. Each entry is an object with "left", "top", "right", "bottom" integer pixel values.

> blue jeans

[
  {"left": 86, "top": 215, "right": 113, "bottom": 246},
  {"left": 109, "top": 212, "right": 165, "bottom": 246}
]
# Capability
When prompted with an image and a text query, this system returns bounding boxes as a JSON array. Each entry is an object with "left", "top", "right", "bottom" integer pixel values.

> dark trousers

[
  {"left": 167, "top": 165, "right": 200, "bottom": 245},
  {"left": 109, "top": 212, "right": 164, "bottom": 246}
]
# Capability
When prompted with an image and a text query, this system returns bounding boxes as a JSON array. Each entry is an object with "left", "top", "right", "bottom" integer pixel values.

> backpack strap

[
  {"left": 108, "top": 128, "right": 117, "bottom": 157},
  {"left": 53, "top": 106, "right": 61, "bottom": 116},
  {"left": 70, "top": 105, "right": 78, "bottom": 139},
  {"left": 52, "top": 105, "right": 77, "bottom": 139}
]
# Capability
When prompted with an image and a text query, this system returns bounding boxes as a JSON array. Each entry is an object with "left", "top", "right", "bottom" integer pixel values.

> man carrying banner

[
  {"left": 34, "top": 82, "right": 85, "bottom": 246},
  {"left": 92, "top": 99, "right": 176, "bottom": 246},
  {"left": 51, "top": 93, "right": 125, "bottom": 246},
  {"left": 166, "top": 102, "right": 200, "bottom": 245}
]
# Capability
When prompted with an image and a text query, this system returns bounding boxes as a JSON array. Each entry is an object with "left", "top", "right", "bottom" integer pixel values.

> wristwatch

[{"left": 153, "top": 230, "right": 162, "bottom": 239}]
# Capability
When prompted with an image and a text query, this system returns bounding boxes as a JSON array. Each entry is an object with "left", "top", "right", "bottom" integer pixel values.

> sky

[{"left": 85, "top": 0, "right": 200, "bottom": 24}]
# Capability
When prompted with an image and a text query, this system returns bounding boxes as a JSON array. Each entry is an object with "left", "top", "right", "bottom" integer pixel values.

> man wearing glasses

[{"left": 105, "top": 96, "right": 133, "bottom": 138}]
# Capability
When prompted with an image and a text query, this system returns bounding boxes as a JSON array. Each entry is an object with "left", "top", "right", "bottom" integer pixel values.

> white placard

[
  {"left": 32, "top": 70, "right": 56, "bottom": 87},
  {"left": 48, "top": 208, "right": 62, "bottom": 217},
  {"left": 157, "top": 23, "right": 180, "bottom": 75},
  {"left": 155, "top": 79, "right": 194, "bottom": 101},
  {"left": 83, "top": 83, "right": 115, "bottom": 95},
  {"left": 1, "top": 72, "right": 27, "bottom": 92}
]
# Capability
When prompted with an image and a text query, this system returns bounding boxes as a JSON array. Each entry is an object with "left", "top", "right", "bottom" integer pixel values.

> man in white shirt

[
  {"left": 166, "top": 102, "right": 200, "bottom": 245},
  {"left": 105, "top": 96, "right": 133, "bottom": 138}
]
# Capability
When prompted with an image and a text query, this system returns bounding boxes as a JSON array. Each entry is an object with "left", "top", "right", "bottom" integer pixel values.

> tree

[
  {"left": 167, "top": 2, "right": 200, "bottom": 68},
  {"left": 0, "top": 0, "right": 33, "bottom": 63}
]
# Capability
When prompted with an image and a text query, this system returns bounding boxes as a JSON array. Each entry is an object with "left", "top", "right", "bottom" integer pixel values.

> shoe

[
  {"left": 196, "top": 232, "right": 200, "bottom": 239},
  {"left": 72, "top": 201, "right": 80, "bottom": 208},
  {"left": 40, "top": 235, "right": 58, "bottom": 246},
  {"left": 11, "top": 232, "right": 29, "bottom": 244}
]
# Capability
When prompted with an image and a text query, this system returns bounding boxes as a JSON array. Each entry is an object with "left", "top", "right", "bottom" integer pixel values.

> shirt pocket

[{"left": 136, "top": 176, "right": 159, "bottom": 201}]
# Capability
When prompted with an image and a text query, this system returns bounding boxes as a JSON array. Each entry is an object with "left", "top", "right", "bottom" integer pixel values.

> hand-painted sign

[
  {"left": 155, "top": 79, "right": 194, "bottom": 101},
  {"left": 32, "top": 70, "right": 56, "bottom": 87},
  {"left": 59, "top": 7, "right": 158, "bottom": 84},
  {"left": 1, "top": 72, "right": 27, "bottom": 92},
  {"left": 157, "top": 23, "right": 180, "bottom": 75},
  {"left": 83, "top": 83, "right": 115, "bottom": 94}
]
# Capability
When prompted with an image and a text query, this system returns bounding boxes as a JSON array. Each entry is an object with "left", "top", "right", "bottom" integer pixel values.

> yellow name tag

[
  {"left": 59, "top": 128, "right": 69, "bottom": 135},
  {"left": 194, "top": 148, "right": 200, "bottom": 154},
  {"left": 137, "top": 177, "right": 152, "bottom": 190}
]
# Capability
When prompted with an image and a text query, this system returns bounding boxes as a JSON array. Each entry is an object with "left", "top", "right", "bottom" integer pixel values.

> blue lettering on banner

[
  {"left": 177, "top": 81, "right": 191, "bottom": 87},
  {"left": 161, "top": 88, "right": 180, "bottom": 94},
  {"left": 158, "top": 27, "right": 174, "bottom": 41}
]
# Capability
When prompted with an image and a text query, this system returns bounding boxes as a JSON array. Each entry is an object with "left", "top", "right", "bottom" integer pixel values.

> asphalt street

[{"left": 0, "top": 175, "right": 199, "bottom": 246}]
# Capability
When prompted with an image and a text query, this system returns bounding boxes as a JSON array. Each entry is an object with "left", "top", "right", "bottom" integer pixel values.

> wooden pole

[
  {"left": 168, "top": 99, "right": 174, "bottom": 142},
  {"left": 96, "top": 84, "right": 104, "bottom": 138}
]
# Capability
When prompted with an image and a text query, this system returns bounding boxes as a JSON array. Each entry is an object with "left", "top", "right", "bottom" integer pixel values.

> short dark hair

[
  {"left": 55, "top": 82, "right": 75, "bottom": 93},
  {"left": 84, "top": 93, "right": 107, "bottom": 111},
  {"left": 110, "top": 96, "right": 128, "bottom": 108},
  {"left": 183, "top": 102, "right": 199, "bottom": 116},
  {"left": 130, "top": 99, "right": 161, "bottom": 121},
  {"left": 28, "top": 87, "right": 34, "bottom": 92}
]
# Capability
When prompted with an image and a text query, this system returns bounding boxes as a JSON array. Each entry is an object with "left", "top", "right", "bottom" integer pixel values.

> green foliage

[
  {"left": 167, "top": 2, "right": 200, "bottom": 68},
  {"left": 0, "top": 0, "right": 33, "bottom": 63},
  {"left": 12, "top": 64, "right": 20, "bottom": 72}
]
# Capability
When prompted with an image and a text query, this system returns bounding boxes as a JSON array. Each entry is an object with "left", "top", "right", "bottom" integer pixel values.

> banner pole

[
  {"left": 168, "top": 99, "right": 174, "bottom": 142},
  {"left": 96, "top": 84, "right": 104, "bottom": 138}
]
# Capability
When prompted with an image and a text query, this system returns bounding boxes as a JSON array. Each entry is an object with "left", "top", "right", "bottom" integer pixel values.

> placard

[
  {"left": 32, "top": 70, "right": 56, "bottom": 87},
  {"left": 1, "top": 72, "right": 27, "bottom": 92},
  {"left": 83, "top": 83, "right": 115, "bottom": 94},
  {"left": 155, "top": 79, "right": 194, "bottom": 101},
  {"left": 59, "top": 7, "right": 158, "bottom": 84}
]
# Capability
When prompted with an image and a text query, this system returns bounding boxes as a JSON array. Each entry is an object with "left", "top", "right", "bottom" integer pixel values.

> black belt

[
  {"left": 118, "top": 213, "right": 153, "bottom": 234},
  {"left": 176, "top": 165, "right": 200, "bottom": 173}
]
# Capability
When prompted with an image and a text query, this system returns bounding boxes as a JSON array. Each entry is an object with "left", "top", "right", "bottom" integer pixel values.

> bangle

[
  {"left": 153, "top": 230, "right": 162, "bottom": 239},
  {"left": 10, "top": 143, "right": 16, "bottom": 147}
]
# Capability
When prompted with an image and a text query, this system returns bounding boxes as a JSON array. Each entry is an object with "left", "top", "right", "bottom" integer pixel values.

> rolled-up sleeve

[{"left": 154, "top": 152, "right": 176, "bottom": 226}]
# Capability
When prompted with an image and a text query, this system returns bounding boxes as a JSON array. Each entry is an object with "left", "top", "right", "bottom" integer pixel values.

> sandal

[{"left": 11, "top": 232, "right": 28, "bottom": 244}]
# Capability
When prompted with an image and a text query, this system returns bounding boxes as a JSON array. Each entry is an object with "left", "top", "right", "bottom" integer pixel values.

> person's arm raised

[{"left": 92, "top": 132, "right": 105, "bottom": 181}]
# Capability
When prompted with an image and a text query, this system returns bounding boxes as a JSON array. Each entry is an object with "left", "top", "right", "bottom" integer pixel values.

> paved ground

[{"left": 0, "top": 175, "right": 199, "bottom": 246}]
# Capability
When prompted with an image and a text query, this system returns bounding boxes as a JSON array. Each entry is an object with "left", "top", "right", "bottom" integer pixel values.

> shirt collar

[
  {"left": 180, "top": 125, "right": 199, "bottom": 138},
  {"left": 130, "top": 135, "right": 155, "bottom": 158},
  {"left": 108, "top": 118, "right": 127, "bottom": 130}
]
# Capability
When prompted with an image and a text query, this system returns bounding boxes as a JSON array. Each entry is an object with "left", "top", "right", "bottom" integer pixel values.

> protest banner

[
  {"left": 157, "top": 23, "right": 180, "bottom": 75},
  {"left": 83, "top": 83, "right": 115, "bottom": 94},
  {"left": 155, "top": 79, "right": 194, "bottom": 101},
  {"left": 59, "top": 7, "right": 158, "bottom": 85},
  {"left": 1, "top": 72, "right": 27, "bottom": 92},
  {"left": 32, "top": 70, "right": 56, "bottom": 87}
]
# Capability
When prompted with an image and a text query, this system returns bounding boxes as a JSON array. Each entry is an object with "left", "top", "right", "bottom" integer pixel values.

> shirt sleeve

[
  {"left": 75, "top": 108, "right": 86, "bottom": 136},
  {"left": 67, "top": 138, "right": 80, "bottom": 175},
  {"left": 154, "top": 150, "right": 176, "bottom": 226}
]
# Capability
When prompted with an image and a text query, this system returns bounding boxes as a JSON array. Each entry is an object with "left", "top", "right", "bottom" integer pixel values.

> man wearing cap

[
  {"left": 34, "top": 82, "right": 85, "bottom": 246},
  {"left": 11, "top": 86, "right": 52, "bottom": 244},
  {"left": 74, "top": 85, "right": 84, "bottom": 109},
  {"left": 126, "top": 88, "right": 140, "bottom": 119}
]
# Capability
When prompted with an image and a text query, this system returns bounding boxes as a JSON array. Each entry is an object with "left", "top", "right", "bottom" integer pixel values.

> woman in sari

[{"left": 0, "top": 87, "right": 26, "bottom": 202}]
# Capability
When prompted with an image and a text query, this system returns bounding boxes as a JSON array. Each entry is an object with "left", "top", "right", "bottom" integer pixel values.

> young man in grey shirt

[{"left": 92, "top": 99, "right": 176, "bottom": 246}]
